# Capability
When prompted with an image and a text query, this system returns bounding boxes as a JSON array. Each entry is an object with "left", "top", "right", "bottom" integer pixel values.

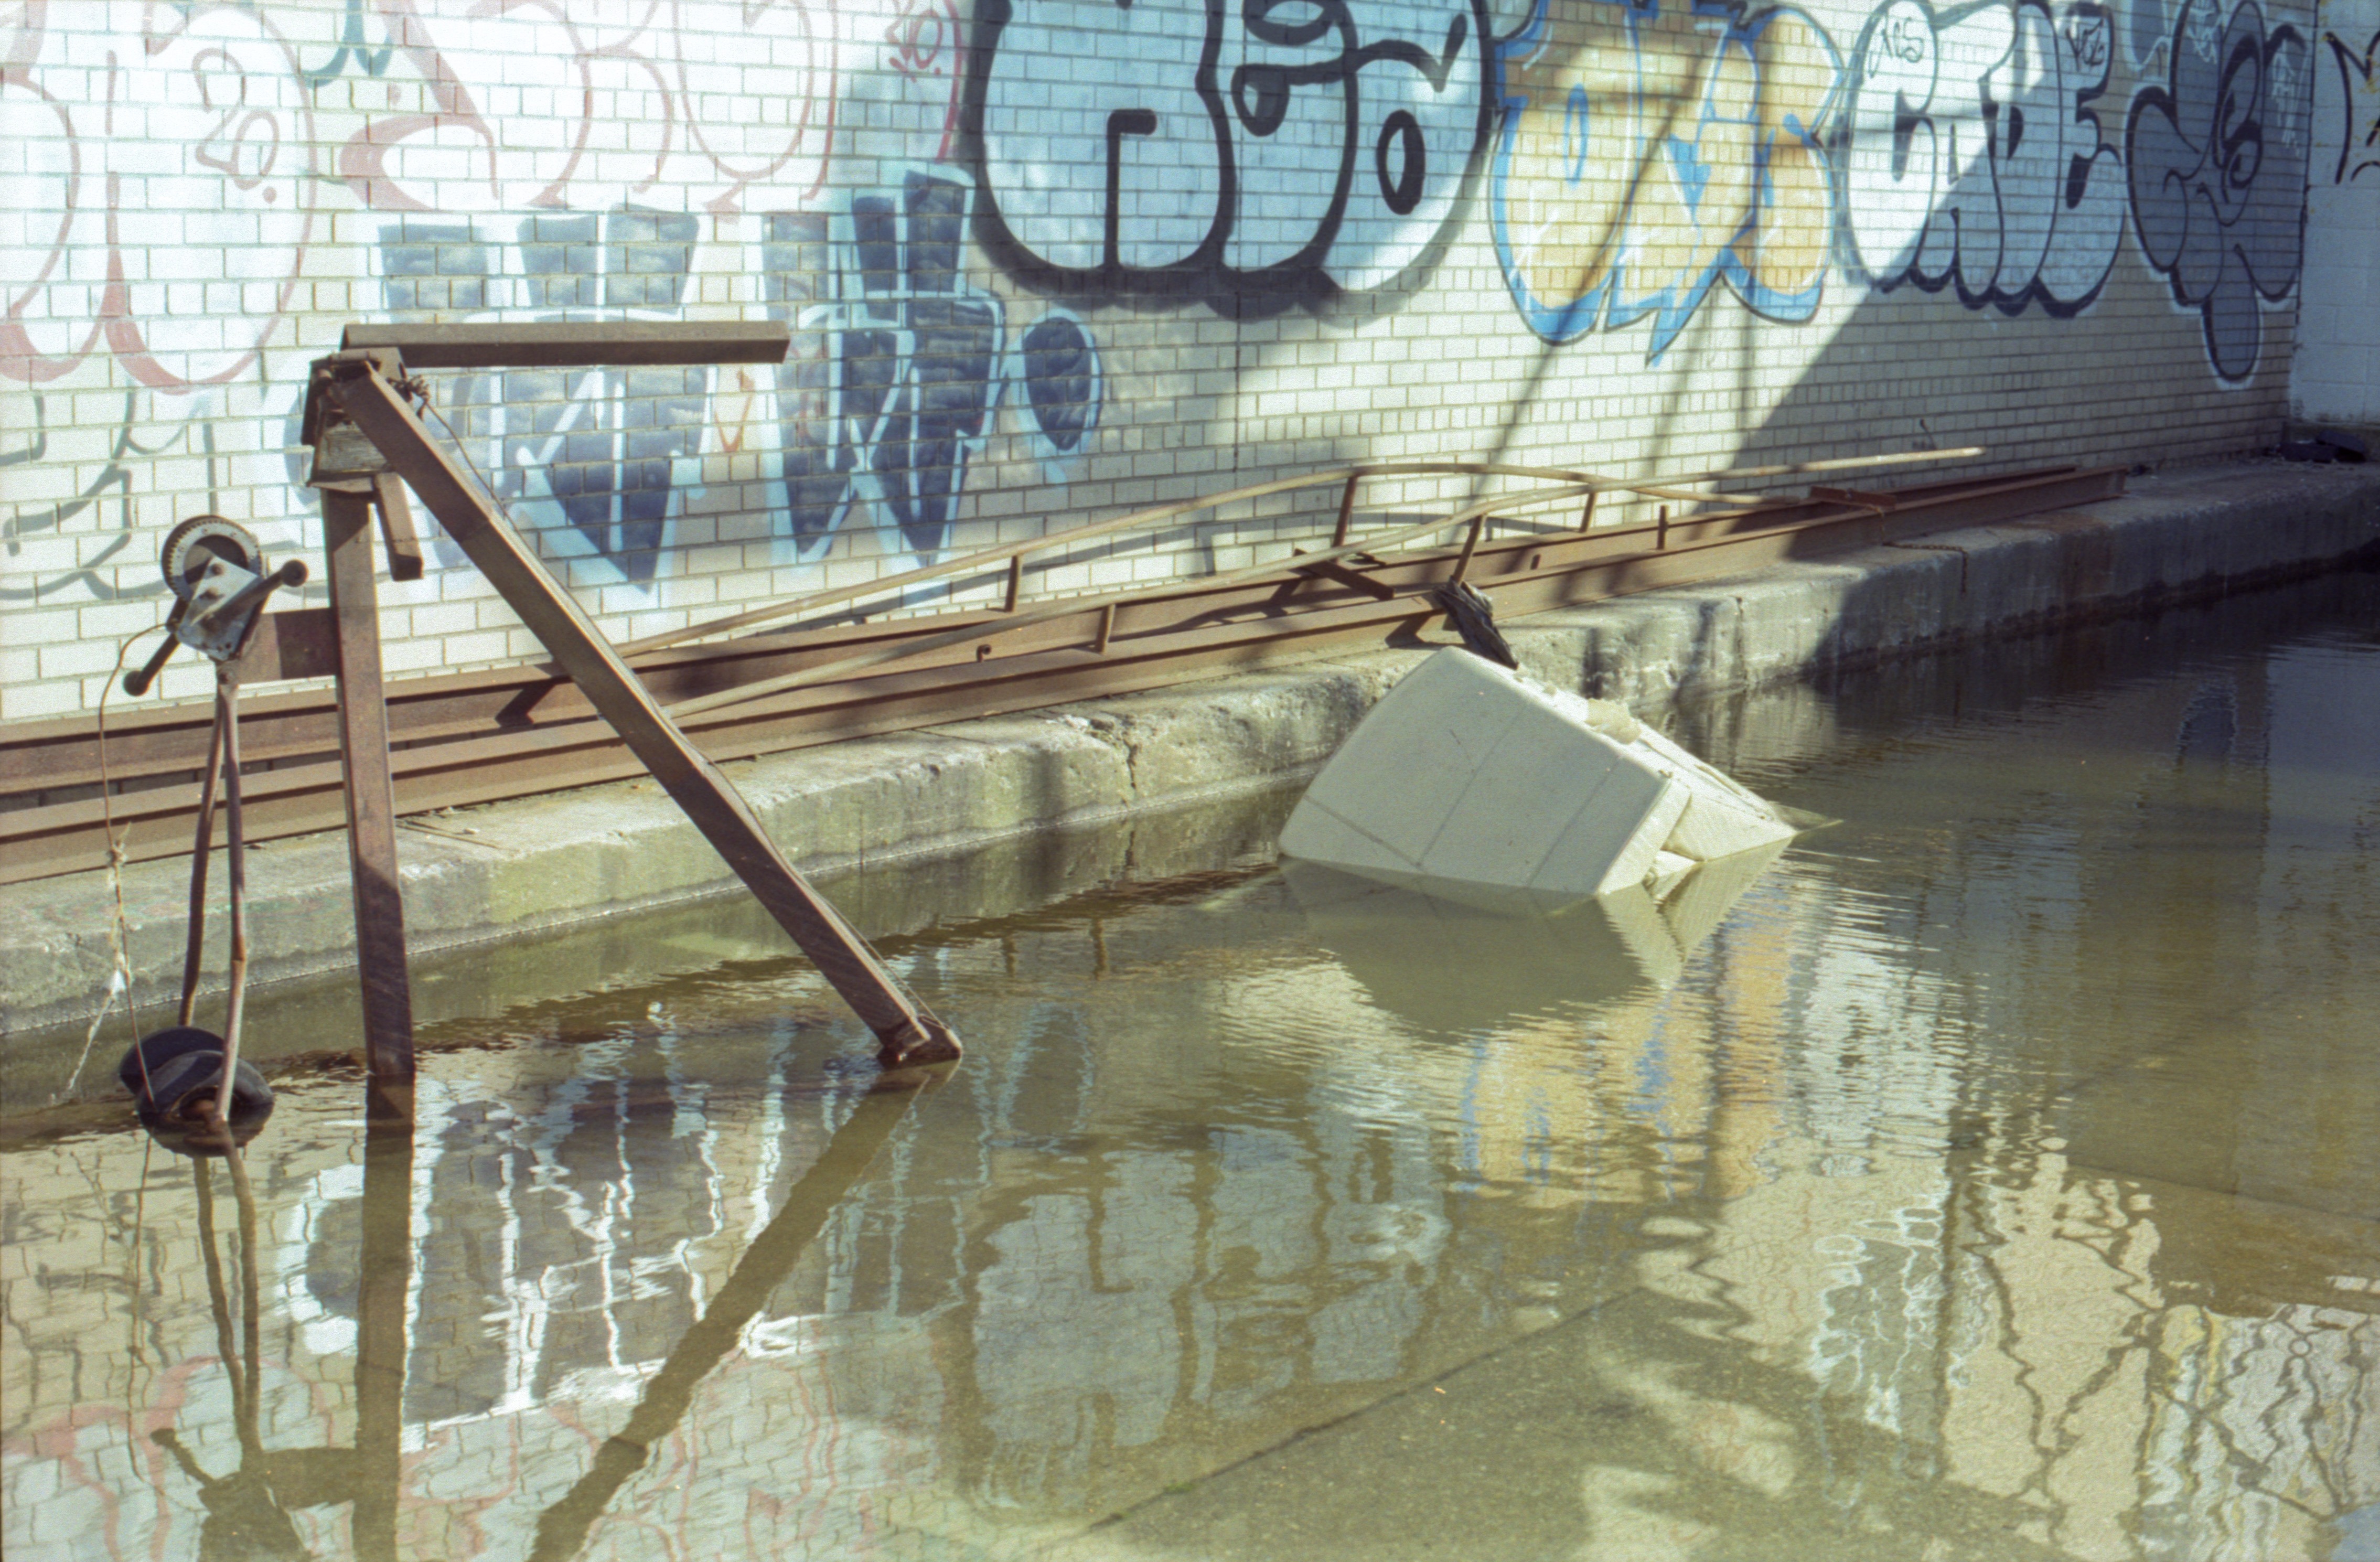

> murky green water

[{"left": 6, "top": 568, "right": 2378, "bottom": 1561}]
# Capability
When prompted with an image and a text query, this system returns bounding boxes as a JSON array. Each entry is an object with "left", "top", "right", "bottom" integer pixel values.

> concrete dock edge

[{"left": 5, "top": 459, "right": 2377, "bottom": 1040}]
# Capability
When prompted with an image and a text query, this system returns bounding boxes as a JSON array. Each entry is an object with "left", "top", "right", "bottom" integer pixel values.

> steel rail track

[{"left": 0, "top": 464, "right": 2122, "bottom": 885}]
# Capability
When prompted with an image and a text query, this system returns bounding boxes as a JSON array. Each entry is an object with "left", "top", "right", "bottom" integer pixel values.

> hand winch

[
  {"left": 116, "top": 517, "right": 306, "bottom": 1152},
  {"left": 122, "top": 516, "right": 308, "bottom": 697}
]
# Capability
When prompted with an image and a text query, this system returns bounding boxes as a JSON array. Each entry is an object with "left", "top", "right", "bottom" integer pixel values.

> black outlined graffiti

[
  {"left": 2324, "top": 28, "right": 2380, "bottom": 183},
  {"left": 966, "top": 0, "right": 1491, "bottom": 305},
  {"left": 376, "top": 211, "right": 712, "bottom": 585},
  {"left": 2127, "top": 0, "right": 2310, "bottom": 382},
  {"left": 1839, "top": 0, "right": 2127, "bottom": 314},
  {"left": 1014, "top": 313, "right": 1102, "bottom": 481},
  {"left": 2128, "top": 0, "right": 2171, "bottom": 66},
  {"left": 768, "top": 173, "right": 1005, "bottom": 563}
]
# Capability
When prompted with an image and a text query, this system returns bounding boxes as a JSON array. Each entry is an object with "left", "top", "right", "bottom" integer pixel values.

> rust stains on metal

[{"left": 3, "top": 462, "right": 2125, "bottom": 893}]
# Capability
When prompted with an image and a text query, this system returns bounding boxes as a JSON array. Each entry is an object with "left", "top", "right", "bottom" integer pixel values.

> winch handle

[{"left": 123, "top": 602, "right": 188, "bottom": 697}]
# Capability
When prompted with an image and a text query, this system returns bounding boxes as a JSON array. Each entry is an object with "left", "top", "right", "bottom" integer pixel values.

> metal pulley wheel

[
  {"left": 151, "top": 515, "right": 304, "bottom": 668},
  {"left": 160, "top": 516, "right": 264, "bottom": 601}
]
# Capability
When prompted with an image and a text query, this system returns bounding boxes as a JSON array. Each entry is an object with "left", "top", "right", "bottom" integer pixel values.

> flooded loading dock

[{"left": 4, "top": 561, "right": 2377, "bottom": 1561}]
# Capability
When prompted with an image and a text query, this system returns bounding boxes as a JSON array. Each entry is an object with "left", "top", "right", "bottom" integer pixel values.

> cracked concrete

[{"left": 3, "top": 458, "right": 2376, "bottom": 1045}]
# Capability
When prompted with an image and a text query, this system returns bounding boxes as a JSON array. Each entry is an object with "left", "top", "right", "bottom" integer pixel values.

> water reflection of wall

[
  {"left": 7, "top": 623, "right": 2378, "bottom": 1555},
  {"left": 1673, "top": 633, "right": 2380, "bottom": 1555}
]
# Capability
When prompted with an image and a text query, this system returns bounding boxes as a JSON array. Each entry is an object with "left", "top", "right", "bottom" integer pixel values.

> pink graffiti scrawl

[
  {"left": 883, "top": 0, "right": 969, "bottom": 162},
  {"left": 2, "top": 4, "right": 316, "bottom": 389},
  {"left": 337, "top": 0, "right": 850, "bottom": 214}
]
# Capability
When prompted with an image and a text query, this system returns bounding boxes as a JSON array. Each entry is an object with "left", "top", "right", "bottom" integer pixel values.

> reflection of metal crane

[
  {"left": 145, "top": 1147, "right": 349, "bottom": 1562},
  {"left": 111, "top": 1056, "right": 413, "bottom": 1559},
  {"left": 134, "top": 1074, "right": 920, "bottom": 1561},
  {"left": 529, "top": 1085, "right": 924, "bottom": 1562}
]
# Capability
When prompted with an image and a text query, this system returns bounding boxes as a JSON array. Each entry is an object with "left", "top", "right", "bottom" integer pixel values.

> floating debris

[{"left": 1280, "top": 648, "right": 1803, "bottom": 908}]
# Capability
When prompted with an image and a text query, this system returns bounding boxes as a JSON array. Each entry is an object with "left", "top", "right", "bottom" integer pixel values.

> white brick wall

[
  {"left": 2295, "top": 0, "right": 2380, "bottom": 426},
  {"left": 1, "top": 0, "right": 2342, "bottom": 723}
]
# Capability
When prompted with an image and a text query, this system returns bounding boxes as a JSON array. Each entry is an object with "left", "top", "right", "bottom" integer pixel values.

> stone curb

[{"left": 4, "top": 459, "right": 2376, "bottom": 1039}]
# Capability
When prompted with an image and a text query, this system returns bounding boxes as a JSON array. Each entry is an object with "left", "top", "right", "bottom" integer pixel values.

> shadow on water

[{"left": 106, "top": 1090, "right": 413, "bottom": 1562}]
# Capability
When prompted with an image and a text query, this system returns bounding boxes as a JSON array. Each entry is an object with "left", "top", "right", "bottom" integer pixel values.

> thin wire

[
  {"left": 119, "top": 1132, "right": 157, "bottom": 1514},
  {"left": 422, "top": 383, "right": 527, "bottom": 539},
  {"left": 67, "top": 627, "right": 163, "bottom": 1095}
]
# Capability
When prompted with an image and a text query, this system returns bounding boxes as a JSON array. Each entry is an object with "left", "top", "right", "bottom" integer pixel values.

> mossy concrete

[{"left": 4, "top": 459, "right": 2375, "bottom": 1042}]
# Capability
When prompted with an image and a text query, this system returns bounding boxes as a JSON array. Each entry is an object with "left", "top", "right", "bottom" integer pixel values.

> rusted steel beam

[
  {"left": 322, "top": 484, "right": 418, "bottom": 1083},
  {"left": 0, "top": 462, "right": 2038, "bottom": 799},
  {"left": 326, "top": 357, "right": 958, "bottom": 1068},
  {"left": 0, "top": 464, "right": 2126, "bottom": 886},
  {"left": 337, "top": 320, "right": 792, "bottom": 369},
  {"left": 611, "top": 446, "right": 1990, "bottom": 658}
]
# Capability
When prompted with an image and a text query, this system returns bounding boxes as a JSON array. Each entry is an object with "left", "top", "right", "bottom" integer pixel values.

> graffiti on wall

[
  {"left": 1489, "top": 0, "right": 1844, "bottom": 358},
  {"left": 775, "top": 171, "right": 1046, "bottom": 564},
  {"left": 967, "top": 0, "right": 1492, "bottom": 301},
  {"left": 333, "top": 0, "right": 885, "bottom": 216},
  {"left": 1839, "top": 0, "right": 2128, "bottom": 312},
  {"left": 373, "top": 210, "right": 715, "bottom": 583},
  {"left": 368, "top": 175, "right": 1093, "bottom": 581},
  {"left": 2127, "top": 0, "right": 2309, "bottom": 381},
  {"left": 2, "top": 4, "right": 321, "bottom": 598},
  {"left": 2323, "top": 26, "right": 2380, "bottom": 182},
  {"left": 3, "top": 0, "right": 2340, "bottom": 623},
  {"left": 2, "top": 0, "right": 1076, "bottom": 605}
]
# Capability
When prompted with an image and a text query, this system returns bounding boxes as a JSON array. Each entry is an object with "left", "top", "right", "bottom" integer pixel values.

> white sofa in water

[{"left": 1278, "top": 648, "right": 1799, "bottom": 907}]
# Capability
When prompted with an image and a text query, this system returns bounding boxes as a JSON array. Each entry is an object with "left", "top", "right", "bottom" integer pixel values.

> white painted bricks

[
  {"left": 1279, "top": 648, "right": 1795, "bottom": 905},
  {"left": 2, "top": 0, "right": 2348, "bottom": 725}
]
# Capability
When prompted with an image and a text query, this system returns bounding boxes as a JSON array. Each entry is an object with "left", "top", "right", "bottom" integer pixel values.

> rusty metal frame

[
  {"left": 3, "top": 462, "right": 2126, "bottom": 890},
  {"left": 338, "top": 319, "right": 792, "bottom": 369},
  {"left": 308, "top": 342, "right": 958, "bottom": 1071},
  {"left": 320, "top": 483, "right": 418, "bottom": 1080}
]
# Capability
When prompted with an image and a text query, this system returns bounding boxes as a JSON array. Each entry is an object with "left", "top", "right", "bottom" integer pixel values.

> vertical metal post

[
  {"left": 329, "top": 362, "right": 959, "bottom": 1069},
  {"left": 1450, "top": 510, "right": 1490, "bottom": 587},
  {"left": 1331, "top": 472, "right": 1360, "bottom": 549},
  {"left": 351, "top": 1088, "right": 414, "bottom": 1561},
  {"left": 321, "top": 485, "right": 416, "bottom": 1081}
]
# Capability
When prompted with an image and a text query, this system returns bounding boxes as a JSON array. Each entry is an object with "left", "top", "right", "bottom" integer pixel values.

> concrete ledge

[{"left": 5, "top": 459, "right": 2376, "bottom": 1039}]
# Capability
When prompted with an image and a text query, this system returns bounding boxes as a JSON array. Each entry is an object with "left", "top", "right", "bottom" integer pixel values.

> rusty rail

[{"left": 2, "top": 461, "right": 2125, "bottom": 890}]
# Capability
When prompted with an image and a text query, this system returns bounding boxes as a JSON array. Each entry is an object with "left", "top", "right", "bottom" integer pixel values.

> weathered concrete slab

[{"left": 4, "top": 459, "right": 2376, "bottom": 1041}]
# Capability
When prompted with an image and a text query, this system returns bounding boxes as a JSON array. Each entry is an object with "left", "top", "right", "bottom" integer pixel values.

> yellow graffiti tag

[{"left": 1493, "top": 0, "right": 1842, "bottom": 353}]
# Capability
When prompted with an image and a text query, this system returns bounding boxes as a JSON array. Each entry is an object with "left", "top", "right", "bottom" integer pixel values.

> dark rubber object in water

[{"left": 117, "top": 1028, "right": 274, "bottom": 1156}]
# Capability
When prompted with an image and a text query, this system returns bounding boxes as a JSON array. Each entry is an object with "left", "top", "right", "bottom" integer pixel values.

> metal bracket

[{"left": 298, "top": 329, "right": 957, "bottom": 1076}]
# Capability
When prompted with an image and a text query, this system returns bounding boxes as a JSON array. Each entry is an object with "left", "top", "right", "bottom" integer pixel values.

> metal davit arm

[{"left": 324, "top": 354, "right": 959, "bottom": 1070}]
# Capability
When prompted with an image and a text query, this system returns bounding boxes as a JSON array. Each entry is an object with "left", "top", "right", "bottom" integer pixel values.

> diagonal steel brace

[{"left": 326, "top": 357, "right": 959, "bottom": 1068}]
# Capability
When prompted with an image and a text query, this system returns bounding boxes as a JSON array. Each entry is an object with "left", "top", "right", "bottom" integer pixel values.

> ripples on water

[{"left": 5, "top": 571, "right": 2377, "bottom": 1560}]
